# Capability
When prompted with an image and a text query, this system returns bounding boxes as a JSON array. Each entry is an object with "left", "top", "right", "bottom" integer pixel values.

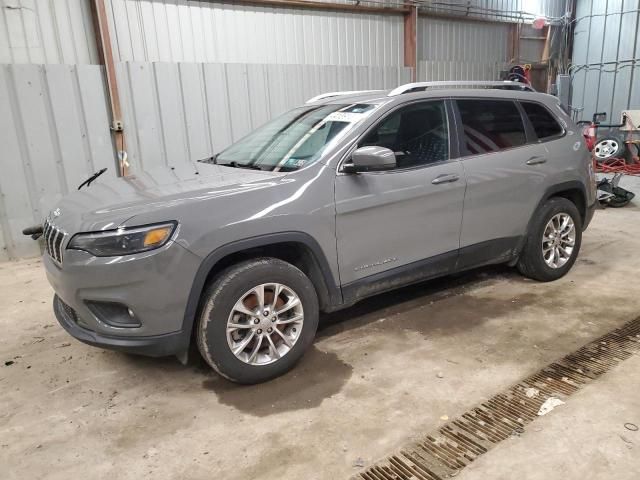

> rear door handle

[
  {"left": 431, "top": 173, "right": 460, "bottom": 185},
  {"left": 526, "top": 156, "right": 547, "bottom": 165}
]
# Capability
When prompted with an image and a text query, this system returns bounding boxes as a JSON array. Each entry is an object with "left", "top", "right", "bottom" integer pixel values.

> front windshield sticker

[{"left": 325, "top": 111, "right": 373, "bottom": 123}]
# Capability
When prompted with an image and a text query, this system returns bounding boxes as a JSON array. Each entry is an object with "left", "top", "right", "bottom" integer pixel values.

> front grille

[{"left": 43, "top": 219, "right": 67, "bottom": 263}]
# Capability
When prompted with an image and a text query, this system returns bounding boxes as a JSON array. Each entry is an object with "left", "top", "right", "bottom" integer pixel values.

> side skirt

[
  {"left": 455, "top": 236, "right": 521, "bottom": 271},
  {"left": 337, "top": 237, "right": 521, "bottom": 310}
]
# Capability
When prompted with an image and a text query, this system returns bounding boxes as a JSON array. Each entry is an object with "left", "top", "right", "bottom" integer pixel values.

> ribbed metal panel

[
  {"left": 0, "top": 60, "right": 410, "bottom": 259},
  {"left": 419, "top": 0, "right": 570, "bottom": 22},
  {"left": 418, "top": 16, "right": 511, "bottom": 62},
  {"left": 0, "top": 64, "right": 115, "bottom": 260},
  {"left": 418, "top": 16, "right": 510, "bottom": 81},
  {"left": 0, "top": 0, "right": 98, "bottom": 64},
  {"left": 117, "top": 61, "right": 412, "bottom": 174},
  {"left": 570, "top": 0, "right": 640, "bottom": 123},
  {"left": 105, "top": 0, "right": 404, "bottom": 66}
]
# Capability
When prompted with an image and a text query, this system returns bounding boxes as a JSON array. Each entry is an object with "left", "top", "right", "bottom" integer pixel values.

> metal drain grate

[{"left": 354, "top": 316, "right": 640, "bottom": 480}]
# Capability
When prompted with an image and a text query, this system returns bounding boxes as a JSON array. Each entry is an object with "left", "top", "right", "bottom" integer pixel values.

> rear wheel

[
  {"left": 517, "top": 197, "right": 582, "bottom": 282},
  {"left": 196, "top": 258, "right": 319, "bottom": 384}
]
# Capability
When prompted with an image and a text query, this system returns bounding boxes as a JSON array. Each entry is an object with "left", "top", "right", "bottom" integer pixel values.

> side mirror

[{"left": 343, "top": 146, "right": 396, "bottom": 173}]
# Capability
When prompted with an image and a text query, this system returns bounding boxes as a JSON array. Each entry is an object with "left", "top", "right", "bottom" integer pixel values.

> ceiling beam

[{"left": 225, "top": 0, "right": 410, "bottom": 15}]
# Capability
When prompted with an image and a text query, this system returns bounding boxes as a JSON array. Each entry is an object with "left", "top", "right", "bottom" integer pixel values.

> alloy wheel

[
  {"left": 541, "top": 213, "right": 576, "bottom": 269},
  {"left": 226, "top": 283, "right": 304, "bottom": 366}
]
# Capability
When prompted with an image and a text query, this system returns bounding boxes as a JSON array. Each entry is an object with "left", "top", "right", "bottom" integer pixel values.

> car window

[
  {"left": 521, "top": 101, "right": 563, "bottom": 140},
  {"left": 457, "top": 99, "right": 526, "bottom": 155},
  {"left": 215, "top": 103, "right": 376, "bottom": 172},
  {"left": 360, "top": 101, "right": 449, "bottom": 169}
]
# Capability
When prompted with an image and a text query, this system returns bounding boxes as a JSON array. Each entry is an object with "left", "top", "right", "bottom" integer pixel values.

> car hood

[{"left": 46, "top": 165, "right": 283, "bottom": 233}]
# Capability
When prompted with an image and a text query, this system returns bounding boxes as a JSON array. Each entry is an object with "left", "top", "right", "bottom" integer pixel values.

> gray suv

[{"left": 41, "top": 81, "right": 596, "bottom": 384}]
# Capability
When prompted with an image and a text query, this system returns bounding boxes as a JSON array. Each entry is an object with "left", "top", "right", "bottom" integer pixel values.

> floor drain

[{"left": 353, "top": 316, "right": 640, "bottom": 480}]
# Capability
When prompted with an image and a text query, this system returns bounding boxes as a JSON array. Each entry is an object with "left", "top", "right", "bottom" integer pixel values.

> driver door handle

[
  {"left": 431, "top": 173, "right": 460, "bottom": 185},
  {"left": 526, "top": 156, "right": 547, "bottom": 165}
]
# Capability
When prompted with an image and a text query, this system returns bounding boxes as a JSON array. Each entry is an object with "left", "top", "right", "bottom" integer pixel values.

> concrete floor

[{"left": 1, "top": 195, "right": 640, "bottom": 480}]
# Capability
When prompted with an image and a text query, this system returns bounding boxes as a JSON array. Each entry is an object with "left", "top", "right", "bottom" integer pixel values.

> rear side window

[
  {"left": 457, "top": 100, "right": 526, "bottom": 155},
  {"left": 521, "top": 101, "right": 563, "bottom": 140}
]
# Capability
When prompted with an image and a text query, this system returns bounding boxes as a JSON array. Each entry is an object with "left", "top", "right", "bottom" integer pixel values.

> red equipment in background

[
  {"left": 581, "top": 111, "right": 639, "bottom": 207},
  {"left": 507, "top": 64, "right": 532, "bottom": 86}
]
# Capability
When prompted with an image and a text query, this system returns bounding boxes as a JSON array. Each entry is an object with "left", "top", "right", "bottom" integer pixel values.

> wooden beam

[
  {"left": 404, "top": 4, "right": 417, "bottom": 81},
  {"left": 90, "top": 0, "right": 128, "bottom": 176},
  {"left": 418, "top": 9, "right": 523, "bottom": 25},
  {"left": 224, "top": 0, "right": 409, "bottom": 15}
]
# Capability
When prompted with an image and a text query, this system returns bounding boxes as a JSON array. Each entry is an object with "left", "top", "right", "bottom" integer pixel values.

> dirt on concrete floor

[{"left": 1, "top": 202, "right": 640, "bottom": 480}]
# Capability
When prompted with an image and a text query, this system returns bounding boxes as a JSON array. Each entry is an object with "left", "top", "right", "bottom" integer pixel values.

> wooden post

[
  {"left": 90, "top": 0, "right": 128, "bottom": 176},
  {"left": 404, "top": 4, "right": 418, "bottom": 81}
]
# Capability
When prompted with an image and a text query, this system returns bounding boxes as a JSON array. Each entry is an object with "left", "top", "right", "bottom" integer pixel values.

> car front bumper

[
  {"left": 53, "top": 295, "right": 186, "bottom": 356},
  {"left": 45, "top": 240, "right": 202, "bottom": 357}
]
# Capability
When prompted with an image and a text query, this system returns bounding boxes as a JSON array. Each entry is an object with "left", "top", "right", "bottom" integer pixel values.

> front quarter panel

[{"left": 123, "top": 162, "right": 341, "bottom": 287}]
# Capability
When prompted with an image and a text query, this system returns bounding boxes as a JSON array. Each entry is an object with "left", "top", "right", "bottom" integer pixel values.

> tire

[
  {"left": 594, "top": 136, "right": 625, "bottom": 161},
  {"left": 517, "top": 197, "right": 583, "bottom": 282},
  {"left": 196, "top": 257, "right": 319, "bottom": 384}
]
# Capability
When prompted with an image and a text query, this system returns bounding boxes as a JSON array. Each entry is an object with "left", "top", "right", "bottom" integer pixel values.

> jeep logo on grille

[{"left": 52, "top": 208, "right": 61, "bottom": 218}]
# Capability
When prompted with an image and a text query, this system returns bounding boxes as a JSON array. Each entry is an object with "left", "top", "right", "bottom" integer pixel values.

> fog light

[{"left": 85, "top": 301, "right": 142, "bottom": 328}]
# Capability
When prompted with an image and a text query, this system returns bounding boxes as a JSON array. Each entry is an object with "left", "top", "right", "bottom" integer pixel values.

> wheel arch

[
  {"left": 513, "top": 181, "right": 588, "bottom": 264},
  {"left": 181, "top": 232, "right": 342, "bottom": 346},
  {"left": 543, "top": 182, "right": 587, "bottom": 225}
]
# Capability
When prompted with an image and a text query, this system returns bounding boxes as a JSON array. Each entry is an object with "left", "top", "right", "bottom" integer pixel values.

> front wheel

[
  {"left": 517, "top": 197, "right": 583, "bottom": 282},
  {"left": 196, "top": 258, "right": 319, "bottom": 384}
]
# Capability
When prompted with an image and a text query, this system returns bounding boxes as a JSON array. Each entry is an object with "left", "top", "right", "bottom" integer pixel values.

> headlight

[{"left": 67, "top": 222, "right": 177, "bottom": 257}]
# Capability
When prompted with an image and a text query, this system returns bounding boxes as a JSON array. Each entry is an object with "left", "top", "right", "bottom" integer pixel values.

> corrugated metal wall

[
  {"left": 117, "top": 61, "right": 411, "bottom": 175},
  {"left": 0, "top": 64, "right": 115, "bottom": 260},
  {"left": 570, "top": 0, "right": 640, "bottom": 123},
  {"left": 0, "top": 0, "right": 570, "bottom": 67},
  {"left": 417, "top": 16, "right": 511, "bottom": 81},
  {"left": 0, "top": 60, "right": 410, "bottom": 259},
  {"left": 0, "top": 0, "right": 98, "bottom": 64},
  {"left": 105, "top": 0, "right": 404, "bottom": 66},
  {"left": 419, "top": 0, "right": 569, "bottom": 22}
]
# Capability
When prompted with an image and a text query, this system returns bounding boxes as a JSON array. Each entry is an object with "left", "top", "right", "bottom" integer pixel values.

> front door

[{"left": 335, "top": 100, "right": 466, "bottom": 295}]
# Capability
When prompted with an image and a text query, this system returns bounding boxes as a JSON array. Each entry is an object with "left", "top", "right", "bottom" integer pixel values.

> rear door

[{"left": 454, "top": 98, "right": 550, "bottom": 267}]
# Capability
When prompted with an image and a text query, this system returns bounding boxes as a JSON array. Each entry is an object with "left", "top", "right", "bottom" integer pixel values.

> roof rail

[
  {"left": 305, "top": 90, "right": 384, "bottom": 104},
  {"left": 387, "top": 80, "right": 535, "bottom": 96}
]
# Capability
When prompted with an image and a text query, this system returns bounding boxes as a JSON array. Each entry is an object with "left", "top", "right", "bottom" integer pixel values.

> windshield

[{"left": 215, "top": 103, "right": 377, "bottom": 172}]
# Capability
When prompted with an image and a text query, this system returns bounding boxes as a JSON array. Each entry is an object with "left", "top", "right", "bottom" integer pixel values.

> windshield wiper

[
  {"left": 197, "top": 154, "right": 218, "bottom": 165},
  {"left": 217, "top": 161, "right": 264, "bottom": 170},
  {"left": 78, "top": 168, "right": 107, "bottom": 190}
]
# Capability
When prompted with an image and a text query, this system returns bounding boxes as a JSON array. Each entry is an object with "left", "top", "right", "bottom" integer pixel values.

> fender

[
  {"left": 512, "top": 180, "right": 589, "bottom": 262},
  {"left": 180, "top": 232, "right": 343, "bottom": 344}
]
